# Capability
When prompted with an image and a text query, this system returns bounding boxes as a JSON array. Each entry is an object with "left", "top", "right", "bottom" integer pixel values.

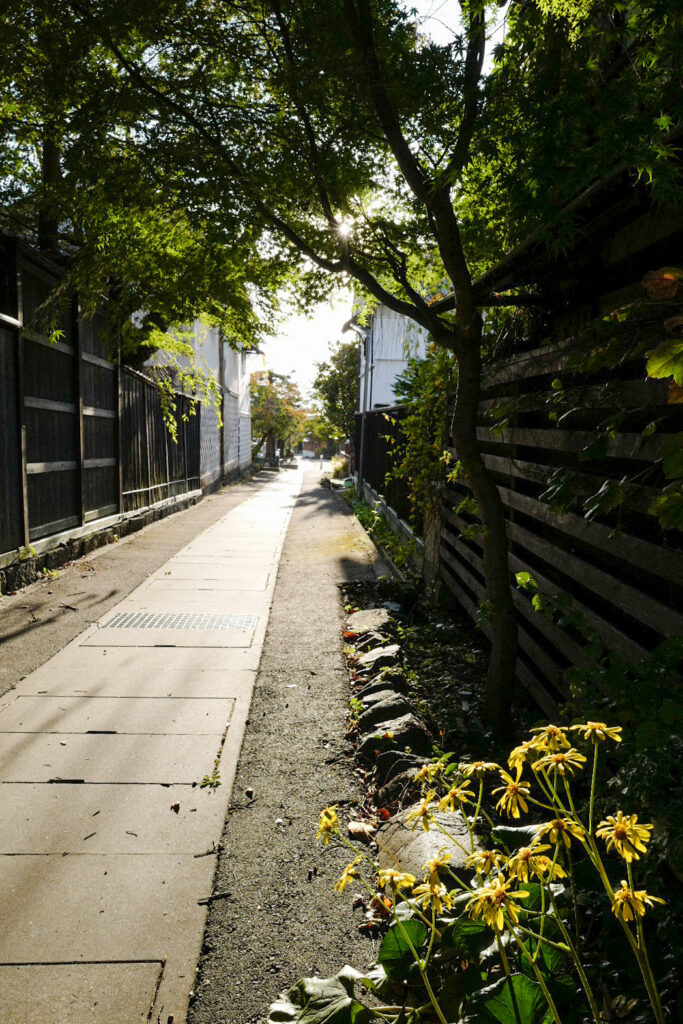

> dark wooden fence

[
  {"left": 354, "top": 405, "right": 420, "bottom": 530},
  {"left": 0, "top": 239, "right": 201, "bottom": 556},
  {"left": 439, "top": 190, "right": 683, "bottom": 714},
  {"left": 441, "top": 344, "right": 683, "bottom": 715}
]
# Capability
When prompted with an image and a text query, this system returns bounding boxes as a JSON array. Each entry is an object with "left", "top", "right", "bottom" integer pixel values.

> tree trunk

[
  {"left": 38, "top": 131, "right": 61, "bottom": 256},
  {"left": 444, "top": 332, "right": 518, "bottom": 735}
]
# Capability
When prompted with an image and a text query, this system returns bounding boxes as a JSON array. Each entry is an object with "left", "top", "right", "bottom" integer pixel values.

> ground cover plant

[{"left": 271, "top": 721, "right": 677, "bottom": 1024}]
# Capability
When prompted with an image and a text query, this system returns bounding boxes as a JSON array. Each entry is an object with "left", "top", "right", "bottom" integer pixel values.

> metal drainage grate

[{"left": 103, "top": 611, "right": 259, "bottom": 631}]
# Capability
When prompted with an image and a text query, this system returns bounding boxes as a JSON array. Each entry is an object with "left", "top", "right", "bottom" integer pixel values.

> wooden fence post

[{"left": 75, "top": 298, "right": 86, "bottom": 526}]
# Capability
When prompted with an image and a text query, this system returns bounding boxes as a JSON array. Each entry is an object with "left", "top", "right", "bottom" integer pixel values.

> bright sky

[{"left": 253, "top": 2, "right": 509, "bottom": 396}]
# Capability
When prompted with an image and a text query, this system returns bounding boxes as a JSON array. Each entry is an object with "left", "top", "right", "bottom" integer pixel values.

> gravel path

[{"left": 188, "top": 466, "right": 382, "bottom": 1024}]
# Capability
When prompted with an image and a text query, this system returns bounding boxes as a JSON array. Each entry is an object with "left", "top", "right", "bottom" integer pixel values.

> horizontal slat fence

[{"left": 440, "top": 338, "right": 683, "bottom": 715}]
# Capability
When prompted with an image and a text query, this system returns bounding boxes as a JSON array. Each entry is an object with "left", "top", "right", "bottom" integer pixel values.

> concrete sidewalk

[{"left": 0, "top": 466, "right": 303, "bottom": 1024}]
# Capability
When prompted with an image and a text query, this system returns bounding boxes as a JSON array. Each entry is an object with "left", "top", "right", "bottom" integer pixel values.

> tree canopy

[{"left": 313, "top": 339, "right": 360, "bottom": 441}]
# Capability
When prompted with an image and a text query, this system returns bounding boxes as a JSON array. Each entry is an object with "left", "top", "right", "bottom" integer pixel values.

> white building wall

[
  {"left": 144, "top": 320, "right": 252, "bottom": 487},
  {"left": 358, "top": 306, "right": 428, "bottom": 411}
]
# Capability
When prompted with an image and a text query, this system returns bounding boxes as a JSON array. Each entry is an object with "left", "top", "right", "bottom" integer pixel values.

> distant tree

[
  {"left": 313, "top": 340, "right": 359, "bottom": 441},
  {"left": 250, "top": 371, "right": 306, "bottom": 457}
]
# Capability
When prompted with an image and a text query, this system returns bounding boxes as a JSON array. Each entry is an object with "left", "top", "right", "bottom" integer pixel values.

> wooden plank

[
  {"left": 479, "top": 377, "right": 669, "bottom": 414},
  {"left": 81, "top": 350, "right": 115, "bottom": 370},
  {"left": 477, "top": 426, "right": 661, "bottom": 462},
  {"left": 439, "top": 559, "right": 561, "bottom": 715},
  {"left": 22, "top": 330, "right": 73, "bottom": 355},
  {"left": 442, "top": 509, "right": 648, "bottom": 663},
  {"left": 83, "top": 458, "right": 118, "bottom": 470},
  {"left": 505, "top": 518, "right": 683, "bottom": 637},
  {"left": 26, "top": 460, "right": 78, "bottom": 474},
  {"left": 24, "top": 396, "right": 76, "bottom": 414},
  {"left": 478, "top": 454, "right": 658, "bottom": 515},
  {"left": 496, "top": 484, "right": 683, "bottom": 587},
  {"left": 482, "top": 339, "right": 574, "bottom": 388},
  {"left": 82, "top": 405, "right": 117, "bottom": 419}
]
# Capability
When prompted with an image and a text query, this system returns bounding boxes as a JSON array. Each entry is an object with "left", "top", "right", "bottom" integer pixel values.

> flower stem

[
  {"left": 548, "top": 888, "right": 601, "bottom": 1024},
  {"left": 588, "top": 742, "right": 599, "bottom": 835},
  {"left": 495, "top": 929, "right": 523, "bottom": 1024}
]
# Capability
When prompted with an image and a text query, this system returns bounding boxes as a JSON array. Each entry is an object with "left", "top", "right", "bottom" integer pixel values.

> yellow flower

[
  {"left": 507, "top": 842, "right": 567, "bottom": 883},
  {"left": 378, "top": 869, "right": 416, "bottom": 891},
  {"left": 406, "top": 791, "right": 436, "bottom": 832},
  {"left": 465, "top": 875, "right": 529, "bottom": 931},
  {"left": 465, "top": 849, "right": 507, "bottom": 875},
  {"left": 528, "top": 854, "right": 568, "bottom": 882},
  {"left": 492, "top": 770, "right": 531, "bottom": 818},
  {"left": 596, "top": 812, "right": 653, "bottom": 863},
  {"left": 412, "top": 880, "right": 454, "bottom": 915},
  {"left": 508, "top": 739, "right": 540, "bottom": 773},
  {"left": 460, "top": 760, "right": 500, "bottom": 778},
  {"left": 413, "top": 762, "right": 441, "bottom": 787},
  {"left": 530, "top": 724, "right": 570, "bottom": 752},
  {"left": 334, "top": 855, "right": 362, "bottom": 894},
  {"left": 317, "top": 805, "right": 339, "bottom": 844},
  {"left": 534, "top": 747, "right": 587, "bottom": 776},
  {"left": 537, "top": 817, "right": 586, "bottom": 849},
  {"left": 570, "top": 722, "right": 622, "bottom": 744},
  {"left": 423, "top": 849, "right": 452, "bottom": 885},
  {"left": 611, "top": 880, "right": 665, "bottom": 922},
  {"left": 437, "top": 781, "right": 475, "bottom": 812}
]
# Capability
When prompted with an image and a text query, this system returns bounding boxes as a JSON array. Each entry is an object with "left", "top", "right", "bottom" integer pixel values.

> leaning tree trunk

[{"left": 446, "top": 334, "right": 518, "bottom": 735}]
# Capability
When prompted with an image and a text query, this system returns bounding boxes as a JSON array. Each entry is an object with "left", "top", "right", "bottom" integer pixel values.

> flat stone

[
  {"left": 357, "top": 694, "right": 414, "bottom": 731},
  {"left": 377, "top": 767, "right": 423, "bottom": 806},
  {"left": 356, "top": 712, "right": 432, "bottom": 762},
  {"left": 359, "top": 687, "right": 403, "bottom": 709},
  {"left": 374, "top": 750, "right": 427, "bottom": 787},
  {"left": 355, "top": 675, "right": 409, "bottom": 699},
  {"left": 347, "top": 608, "right": 391, "bottom": 634},
  {"left": 0, "top": 962, "right": 161, "bottom": 1024},
  {"left": 377, "top": 807, "right": 480, "bottom": 878},
  {"left": 356, "top": 643, "right": 400, "bottom": 672}
]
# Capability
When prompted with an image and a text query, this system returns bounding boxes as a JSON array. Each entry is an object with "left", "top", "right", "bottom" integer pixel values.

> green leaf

[
  {"left": 578, "top": 434, "right": 609, "bottom": 462},
  {"left": 475, "top": 974, "right": 552, "bottom": 1024},
  {"left": 442, "top": 915, "right": 488, "bottom": 954},
  {"left": 583, "top": 478, "right": 626, "bottom": 520},
  {"left": 269, "top": 967, "right": 371, "bottom": 1024},
  {"left": 659, "top": 433, "right": 683, "bottom": 479},
  {"left": 515, "top": 571, "right": 537, "bottom": 591},
  {"left": 646, "top": 339, "right": 683, "bottom": 385},
  {"left": 377, "top": 919, "right": 428, "bottom": 978}
]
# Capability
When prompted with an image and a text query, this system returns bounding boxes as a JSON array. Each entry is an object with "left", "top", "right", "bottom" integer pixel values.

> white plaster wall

[{"left": 358, "top": 306, "right": 429, "bottom": 410}]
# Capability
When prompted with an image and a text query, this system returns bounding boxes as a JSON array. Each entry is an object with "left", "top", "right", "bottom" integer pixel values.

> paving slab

[
  {"left": 102, "top": 590, "right": 269, "bottom": 614},
  {"left": 0, "top": 852, "right": 214, "bottom": 962},
  {"left": 15, "top": 646, "right": 256, "bottom": 697},
  {"left": 155, "top": 563, "right": 271, "bottom": 584},
  {"left": 0, "top": 731, "right": 225, "bottom": 782},
  {"left": 143, "top": 576, "right": 272, "bottom": 592},
  {"left": 0, "top": 962, "right": 162, "bottom": 1024},
  {"left": 0, "top": 782, "right": 227, "bottom": 854},
  {"left": 0, "top": 696, "right": 234, "bottom": 735}
]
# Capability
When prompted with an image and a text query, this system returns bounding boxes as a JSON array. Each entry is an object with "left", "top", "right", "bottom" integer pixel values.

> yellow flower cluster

[
  {"left": 596, "top": 812, "right": 653, "bottom": 863},
  {"left": 317, "top": 805, "right": 339, "bottom": 844},
  {"left": 465, "top": 875, "right": 529, "bottom": 931}
]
